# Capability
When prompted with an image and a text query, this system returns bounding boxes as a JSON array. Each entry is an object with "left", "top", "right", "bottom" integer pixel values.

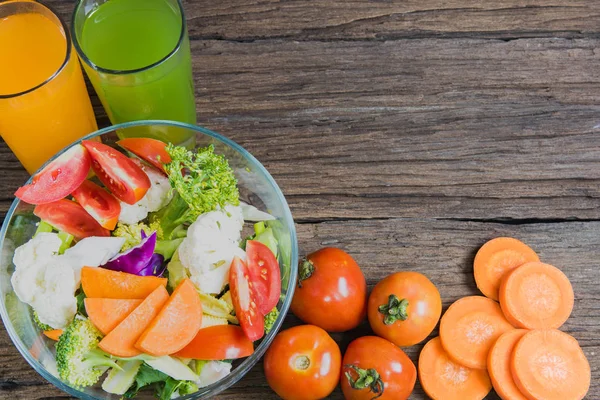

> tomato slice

[
  {"left": 174, "top": 325, "right": 254, "bottom": 359},
  {"left": 229, "top": 256, "right": 264, "bottom": 341},
  {"left": 15, "top": 144, "right": 91, "bottom": 205},
  {"left": 81, "top": 140, "right": 150, "bottom": 205},
  {"left": 246, "top": 240, "right": 281, "bottom": 315},
  {"left": 34, "top": 199, "right": 110, "bottom": 239},
  {"left": 117, "top": 138, "right": 172, "bottom": 174},
  {"left": 71, "top": 180, "right": 121, "bottom": 230}
]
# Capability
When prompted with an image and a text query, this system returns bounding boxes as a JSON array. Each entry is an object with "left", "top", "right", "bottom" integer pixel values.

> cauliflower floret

[
  {"left": 118, "top": 164, "right": 173, "bottom": 224},
  {"left": 178, "top": 205, "right": 245, "bottom": 294},
  {"left": 62, "top": 236, "right": 124, "bottom": 283},
  {"left": 195, "top": 361, "right": 231, "bottom": 388}
]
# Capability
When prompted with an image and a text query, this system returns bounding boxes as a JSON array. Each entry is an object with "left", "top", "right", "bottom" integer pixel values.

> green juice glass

[{"left": 72, "top": 0, "right": 197, "bottom": 146}]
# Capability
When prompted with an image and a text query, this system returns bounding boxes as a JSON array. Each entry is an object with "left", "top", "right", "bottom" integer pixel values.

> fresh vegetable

[
  {"left": 143, "top": 355, "right": 198, "bottom": 381},
  {"left": 368, "top": 271, "right": 441, "bottom": 347},
  {"left": 193, "top": 361, "right": 232, "bottom": 388},
  {"left": 99, "top": 285, "right": 170, "bottom": 357},
  {"left": 499, "top": 261, "right": 574, "bottom": 329},
  {"left": 439, "top": 296, "right": 513, "bottom": 369},
  {"left": 136, "top": 279, "right": 203, "bottom": 356},
  {"left": 474, "top": 237, "right": 539, "bottom": 301},
  {"left": 85, "top": 298, "right": 143, "bottom": 334},
  {"left": 264, "top": 325, "right": 341, "bottom": 400},
  {"left": 197, "top": 290, "right": 238, "bottom": 324},
  {"left": 200, "top": 315, "right": 228, "bottom": 329},
  {"left": 418, "top": 337, "right": 492, "bottom": 400},
  {"left": 113, "top": 221, "right": 164, "bottom": 250},
  {"left": 102, "top": 359, "right": 143, "bottom": 395},
  {"left": 246, "top": 240, "right": 281, "bottom": 315},
  {"left": 117, "top": 138, "right": 172, "bottom": 173},
  {"left": 291, "top": 247, "right": 367, "bottom": 332},
  {"left": 487, "top": 329, "right": 529, "bottom": 400},
  {"left": 248, "top": 221, "right": 278, "bottom": 256},
  {"left": 15, "top": 144, "right": 91, "bottom": 205},
  {"left": 138, "top": 254, "right": 166, "bottom": 277},
  {"left": 156, "top": 378, "right": 198, "bottom": 400},
  {"left": 33, "top": 310, "right": 52, "bottom": 331},
  {"left": 33, "top": 199, "right": 110, "bottom": 239},
  {"left": 57, "top": 231, "right": 74, "bottom": 254},
  {"left": 341, "top": 336, "right": 416, "bottom": 400},
  {"left": 264, "top": 307, "right": 279, "bottom": 334},
  {"left": 240, "top": 202, "right": 276, "bottom": 223},
  {"left": 103, "top": 231, "right": 157, "bottom": 275},
  {"left": 43, "top": 329, "right": 63, "bottom": 341},
  {"left": 72, "top": 180, "right": 121, "bottom": 230},
  {"left": 123, "top": 364, "right": 169, "bottom": 398},
  {"left": 511, "top": 329, "right": 590, "bottom": 400},
  {"left": 81, "top": 266, "right": 167, "bottom": 299},
  {"left": 82, "top": 140, "right": 151, "bottom": 205},
  {"left": 229, "top": 256, "right": 264, "bottom": 341},
  {"left": 174, "top": 325, "right": 254, "bottom": 360},
  {"left": 153, "top": 144, "right": 239, "bottom": 239},
  {"left": 56, "top": 318, "right": 121, "bottom": 387}
]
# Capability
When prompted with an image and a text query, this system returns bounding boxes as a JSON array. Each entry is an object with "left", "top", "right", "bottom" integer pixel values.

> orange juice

[{"left": 0, "top": 1, "right": 97, "bottom": 174}]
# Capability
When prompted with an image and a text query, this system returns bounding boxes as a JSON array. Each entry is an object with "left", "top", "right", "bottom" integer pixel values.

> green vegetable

[
  {"left": 154, "top": 144, "right": 239, "bottom": 239},
  {"left": 155, "top": 238, "right": 184, "bottom": 261},
  {"left": 264, "top": 307, "right": 280, "bottom": 334},
  {"left": 144, "top": 356, "right": 197, "bottom": 381},
  {"left": 253, "top": 222, "right": 279, "bottom": 257},
  {"left": 157, "top": 378, "right": 198, "bottom": 400},
  {"left": 124, "top": 364, "right": 169, "bottom": 398},
  {"left": 56, "top": 319, "right": 121, "bottom": 387},
  {"left": 34, "top": 221, "right": 53, "bottom": 237},
  {"left": 76, "top": 290, "right": 87, "bottom": 318},
  {"left": 57, "top": 231, "right": 74, "bottom": 254},
  {"left": 33, "top": 310, "right": 52, "bottom": 331},
  {"left": 102, "top": 360, "right": 143, "bottom": 395},
  {"left": 166, "top": 250, "right": 188, "bottom": 290},
  {"left": 112, "top": 222, "right": 164, "bottom": 251},
  {"left": 8, "top": 213, "right": 38, "bottom": 247},
  {"left": 268, "top": 220, "right": 292, "bottom": 289}
]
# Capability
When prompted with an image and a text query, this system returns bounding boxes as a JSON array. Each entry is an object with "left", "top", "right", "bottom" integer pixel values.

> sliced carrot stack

[
  {"left": 81, "top": 266, "right": 167, "bottom": 299},
  {"left": 487, "top": 329, "right": 529, "bottom": 400},
  {"left": 419, "top": 337, "right": 492, "bottom": 400},
  {"left": 473, "top": 237, "right": 539, "bottom": 301},
  {"left": 499, "top": 262, "right": 574, "bottom": 329},
  {"left": 175, "top": 325, "right": 254, "bottom": 360},
  {"left": 439, "top": 296, "right": 513, "bottom": 369},
  {"left": 99, "top": 285, "right": 169, "bottom": 357},
  {"left": 511, "top": 329, "right": 590, "bottom": 400},
  {"left": 135, "top": 279, "right": 203, "bottom": 356},
  {"left": 85, "top": 298, "right": 143, "bottom": 334}
]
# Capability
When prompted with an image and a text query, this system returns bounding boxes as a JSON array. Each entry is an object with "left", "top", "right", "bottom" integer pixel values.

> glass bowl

[{"left": 0, "top": 120, "right": 298, "bottom": 399}]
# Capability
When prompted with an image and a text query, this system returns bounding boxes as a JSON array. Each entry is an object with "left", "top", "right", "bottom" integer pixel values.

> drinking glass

[
  {"left": 0, "top": 0, "right": 98, "bottom": 174},
  {"left": 72, "top": 0, "right": 197, "bottom": 147}
]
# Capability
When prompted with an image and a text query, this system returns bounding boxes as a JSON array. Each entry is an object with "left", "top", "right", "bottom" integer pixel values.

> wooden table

[{"left": 1, "top": 0, "right": 599, "bottom": 399}]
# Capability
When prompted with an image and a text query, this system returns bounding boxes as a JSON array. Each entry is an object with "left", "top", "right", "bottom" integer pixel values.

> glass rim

[
  {"left": 0, "top": 120, "right": 299, "bottom": 400},
  {"left": 0, "top": 0, "right": 73, "bottom": 99},
  {"left": 71, "top": 0, "right": 188, "bottom": 75}
]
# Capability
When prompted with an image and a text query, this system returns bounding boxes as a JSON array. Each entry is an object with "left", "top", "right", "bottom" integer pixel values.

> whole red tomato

[
  {"left": 264, "top": 325, "right": 341, "bottom": 400},
  {"left": 341, "top": 336, "right": 416, "bottom": 400},
  {"left": 291, "top": 248, "right": 367, "bottom": 332},
  {"left": 368, "top": 271, "right": 441, "bottom": 347}
]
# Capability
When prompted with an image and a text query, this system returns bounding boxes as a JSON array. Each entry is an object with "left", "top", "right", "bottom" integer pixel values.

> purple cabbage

[{"left": 103, "top": 231, "right": 164, "bottom": 276}]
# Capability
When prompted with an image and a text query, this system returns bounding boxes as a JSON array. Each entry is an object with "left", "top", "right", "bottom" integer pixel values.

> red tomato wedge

[
  {"left": 71, "top": 180, "right": 121, "bottom": 230},
  {"left": 246, "top": 240, "right": 281, "bottom": 315},
  {"left": 229, "top": 256, "right": 264, "bottom": 341},
  {"left": 34, "top": 199, "right": 109, "bottom": 239},
  {"left": 117, "top": 138, "right": 172, "bottom": 173},
  {"left": 15, "top": 144, "right": 91, "bottom": 205},
  {"left": 174, "top": 325, "right": 254, "bottom": 360},
  {"left": 81, "top": 140, "right": 150, "bottom": 205}
]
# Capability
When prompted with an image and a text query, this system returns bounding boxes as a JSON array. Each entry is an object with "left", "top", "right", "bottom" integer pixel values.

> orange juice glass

[{"left": 0, "top": 1, "right": 97, "bottom": 174}]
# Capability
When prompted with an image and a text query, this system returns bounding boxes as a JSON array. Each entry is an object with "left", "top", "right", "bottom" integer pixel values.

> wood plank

[{"left": 1, "top": 219, "right": 597, "bottom": 399}]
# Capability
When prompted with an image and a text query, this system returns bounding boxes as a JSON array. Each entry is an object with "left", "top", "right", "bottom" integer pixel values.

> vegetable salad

[{"left": 10, "top": 138, "right": 286, "bottom": 398}]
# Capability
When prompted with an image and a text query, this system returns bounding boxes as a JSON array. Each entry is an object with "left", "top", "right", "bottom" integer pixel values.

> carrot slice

[
  {"left": 174, "top": 325, "right": 254, "bottom": 360},
  {"left": 85, "top": 298, "right": 143, "bottom": 335},
  {"left": 135, "top": 279, "right": 203, "bottom": 356},
  {"left": 488, "top": 329, "right": 529, "bottom": 400},
  {"left": 439, "top": 295, "right": 513, "bottom": 369},
  {"left": 511, "top": 329, "right": 590, "bottom": 400},
  {"left": 43, "top": 329, "right": 63, "bottom": 341},
  {"left": 499, "top": 262, "right": 574, "bottom": 329},
  {"left": 81, "top": 266, "right": 167, "bottom": 299},
  {"left": 419, "top": 337, "right": 492, "bottom": 400},
  {"left": 99, "top": 285, "right": 170, "bottom": 357},
  {"left": 474, "top": 237, "right": 539, "bottom": 301}
]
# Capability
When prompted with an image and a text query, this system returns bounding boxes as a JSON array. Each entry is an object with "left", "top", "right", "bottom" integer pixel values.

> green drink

[{"left": 73, "top": 0, "right": 196, "bottom": 146}]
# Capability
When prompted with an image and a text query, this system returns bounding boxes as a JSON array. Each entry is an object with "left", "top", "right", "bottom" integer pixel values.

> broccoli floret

[
  {"left": 56, "top": 318, "right": 120, "bottom": 387},
  {"left": 33, "top": 310, "right": 52, "bottom": 331},
  {"left": 112, "top": 222, "right": 164, "bottom": 251},
  {"left": 153, "top": 144, "right": 239, "bottom": 239},
  {"left": 264, "top": 307, "right": 280, "bottom": 334}
]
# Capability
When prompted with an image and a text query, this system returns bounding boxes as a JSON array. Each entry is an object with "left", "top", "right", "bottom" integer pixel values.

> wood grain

[{"left": 1, "top": 0, "right": 599, "bottom": 399}]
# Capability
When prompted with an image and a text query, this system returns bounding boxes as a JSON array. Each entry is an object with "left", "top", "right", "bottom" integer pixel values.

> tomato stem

[
  {"left": 297, "top": 259, "right": 315, "bottom": 288},
  {"left": 294, "top": 355, "right": 311, "bottom": 370},
  {"left": 378, "top": 294, "right": 409, "bottom": 325},
  {"left": 344, "top": 364, "right": 384, "bottom": 400}
]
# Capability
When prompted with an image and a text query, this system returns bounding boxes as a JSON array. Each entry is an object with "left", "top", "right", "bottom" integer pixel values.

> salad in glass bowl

[{"left": 0, "top": 121, "right": 297, "bottom": 399}]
